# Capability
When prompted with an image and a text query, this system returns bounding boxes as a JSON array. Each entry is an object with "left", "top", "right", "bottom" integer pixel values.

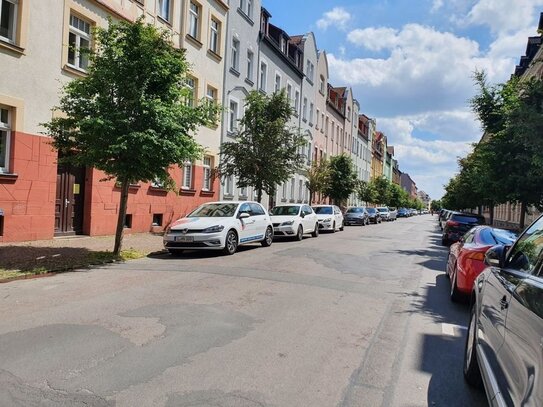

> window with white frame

[
  {"left": 228, "top": 100, "right": 238, "bottom": 132},
  {"left": 298, "top": 180, "right": 303, "bottom": 201},
  {"left": 158, "top": 0, "right": 171, "bottom": 21},
  {"left": 182, "top": 162, "right": 193, "bottom": 189},
  {"left": 0, "top": 0, "right": 18, "bottom": 43},
  {"left": 282, "top": 182, "right": 287, "bottom": 200},
  {"left": 306, "top": 61, "right": 314, "bottom": 82},
  {"left": 321, "top": 113, "right": 325, "bottom": 132},
  {"left": 224, "top": 175, "right": 233, "bottom": 195},
  {"left": 315, "top": 109, "right": 320, "bottom": 129},
  {"left": 246, "top": 0, "right": 253, "bottom": 18},
  {"left": 189, "top": 2, "right": 200, "bottom": 39},
  {"left": 185, "top": 76, "right": 196, "bottom": 107},
  {"left": 302, "top": 97, "right": 307, "bottom": 121},
  {"left": 259, "top": 61, "right": 267, "bottom": 91},
  {"left": 239, "top": 185, "right": 247, "bottom": 197},
  {"left": 294, "top": 90, "right": 300, "bottom": 114},
  {"left": 290, "top": 178, "right": 295, "bottom": 200},
  {"left": 203, "top": 156, "right": 212, "bottom": 191},
  {"left": 206, "top": 85, "right": 217, "bottom": 104},
  {"left": 209, "top": 18, "right": 219, "bottom": 53},
  {"left": 287, "top": 83, "right": 292, "bottom": 103},
  {"left": 319, "top": 75, "right": 325, "bottom": 94},
  {"left": 231, "top": 38, "right": 240, "bottom": 71},
  {"left": 0, "top": 107, "right": 11, "bottom": 172},
  {"left": 274, "top": 73, "right": 281, "bottom": 92},
  {"left": 247, "top": 50, "right": 254, "bottom": 81},
  {"left": 309, "top": 102, "right": 314, "bottom": 124},
  {"left": 68, "top": 14, "right": 91, "bottom": 71}
]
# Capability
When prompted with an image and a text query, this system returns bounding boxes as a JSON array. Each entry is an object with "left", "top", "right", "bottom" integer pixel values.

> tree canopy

[
  {"left": 325, "top": 154, "right": 358, "bottom": 206},
  {"left": 43, "top": 18, "right": 217, "bottom": 254}
]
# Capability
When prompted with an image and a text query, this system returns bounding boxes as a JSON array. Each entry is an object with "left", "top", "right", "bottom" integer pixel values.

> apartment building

[
  {"left": 0, "top": 0, "right": 227, "bottom": 242},
  {"left": 326, "top": 85, "right": 345, "bottom": 158},
  {"left": 358, "top": 114, "right": 373, "bottom": 184},
  {"left": 371, "top": 131, "right": 385, "bottom": 179}
]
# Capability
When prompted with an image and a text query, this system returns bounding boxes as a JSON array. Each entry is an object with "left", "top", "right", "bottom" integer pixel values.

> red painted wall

[{"left": 0, "top": 132, "right": 57, "bottom": 242}]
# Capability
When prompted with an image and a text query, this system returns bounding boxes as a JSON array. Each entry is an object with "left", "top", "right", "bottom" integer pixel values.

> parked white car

[
  {"left": 312, "top": 204, "right": 344, "bottom": 232},
  {"left": 377, "top": 206, "right": 396, "bottom": 221},
  {"left": 270, "top": 204, "right": 319, "bottom": 240},
  {"left": 163, "top": 201, "right": 273, "bottom": 256}
]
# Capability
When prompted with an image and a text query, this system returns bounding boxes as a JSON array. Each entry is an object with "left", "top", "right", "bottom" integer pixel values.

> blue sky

[{"left": 263, "top": 0, "right": 543, "bottom": 199}]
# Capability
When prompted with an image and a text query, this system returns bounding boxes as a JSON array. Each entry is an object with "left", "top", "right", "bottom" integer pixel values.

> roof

[
  {"left": 387, "top": 146, "right": 395, "bottom": 155},
  {"left": 290, "top": 35, "right": 304, "bottom": 45},
  {"left": 332, "top": 87, "right": 346, "bottom": 97}
]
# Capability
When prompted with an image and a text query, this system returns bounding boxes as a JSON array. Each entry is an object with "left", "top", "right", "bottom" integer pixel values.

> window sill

[
  {"left": 258, "top": 88, "right": 267, "bottom": 95},
  {"left": 223, "top": 194, "right": 234, "bottom": 200},
  {"left": 306, "top": 78, "right": 314, "bottom": 86},
  {"left": 186, "top": 34, "right": 203, "bottom": 49},
  {"left": 200, "top": 190, "right": 215, "bottom": 197},
  {"left": 114, "top": 182, "right": 141, "bottom": 190},
  {"left": 0, "top": 172, "right": 18, "bottom": 183},
  {"left": 237, "top": 7, "right": 255, "bottom": 26},
  {"left": 239, "top": 195, "right": 248, "bottom": 200},
  {"left": 157, "top": 15, "right": 172, "bottom": 26},
  {"left": 0, "top": 38, "right": 25, "bottom": 56},
  {"left": 229, "top": 67, "right": 241, "bottom": 77},
  {"left": 180, "top": 188, "right": 197, "bottom": 196},
  {"left": 281, "top": 198, "right": 287, "bottom": 202},
  {"left": 245, "top": 78, "right": 254, "bottom": 87},
  {"left": 207, "top": 49, "right": 222, "bottom": 62},
  {"left": 302, "top": 118, "right": 307, "bottom": 123},
  {"left": 149, "top": 186, "right": 168, "bottom": 193},
  {"left": 63, "top": 64, "right": 88, "bottom": 77},
  {"left": 227, "top": 130, "right": 238, "bottom": 138}
]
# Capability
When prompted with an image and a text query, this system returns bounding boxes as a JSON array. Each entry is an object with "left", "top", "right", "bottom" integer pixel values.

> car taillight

[
  {"left": 465, "top": 250, "right": 487, "bottom": 261},
  {"left": 446, "top": 220, "right": 460, "bottom": 227}
]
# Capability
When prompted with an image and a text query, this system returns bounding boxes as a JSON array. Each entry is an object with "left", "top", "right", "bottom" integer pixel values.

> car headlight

[
  {"left": 281, "top": 220, "right": 295, "bottom": 226},
  {"left": 322, "top": 218, "right": 332, "bottom": 222},
  {"left": 202, "top": 225, "right": 225, "bottom": 233}
]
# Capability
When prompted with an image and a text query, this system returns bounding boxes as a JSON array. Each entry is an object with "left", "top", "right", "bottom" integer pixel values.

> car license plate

[{"left": 175, "top": 236, "right": 193, "bottom": 243}]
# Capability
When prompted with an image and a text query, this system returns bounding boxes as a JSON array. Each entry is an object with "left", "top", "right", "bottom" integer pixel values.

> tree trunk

[
  {"left": 256, "top": 188, "right": 262, "bottom": 203},
  {"left": 113, "top": 179, "right": 130, "bottom": 256},
  {"left": 489, "top": 205, "right": 494, "bottom": 226},
  {"left": 519, "top": 201, "right": 527, "bottom": 230},
  {"left": 309, "top": 190, "right": 313, "bottom": 205}
]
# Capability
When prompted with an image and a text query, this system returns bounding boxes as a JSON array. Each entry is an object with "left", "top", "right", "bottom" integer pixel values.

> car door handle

[{"left": 500, "top": 296, "right": 509, "bottom": 310}]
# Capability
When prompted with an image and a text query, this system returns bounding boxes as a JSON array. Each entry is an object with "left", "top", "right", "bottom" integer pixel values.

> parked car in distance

[
  {"left": 442, "top": 212, "right": 486, "bottom": 245},
  {"left": 163, "top": 201, "right": 273, "bottom": 256},
  {"left": 270, "top": 204, "right": 319, "bottom": 240},
  {"left": 312, "top": 205, "right": 344, "bottom": 232},
  {"left": 366, "top": 207, "right": 382, "bottom": 224},
  {"left": 446, "top": 226, "right": 517, "bottom": 302},
  {"left": 397, "top": 208, "right": 409, "bottom": 218},
  {"left": 464, "top": 215, "right": 543, "bottom": 407},
  {"left": 439, "top": 209, "right": 452, "bottom": 229},
  {"left": 388, "top": 207, "right": 398, "bottom": 221},
  {"left": 344, "top": 207, "right": 369, "bottom": 226},
  {"left": 377, "top": 206, "right": 392, "bottom": 221}
]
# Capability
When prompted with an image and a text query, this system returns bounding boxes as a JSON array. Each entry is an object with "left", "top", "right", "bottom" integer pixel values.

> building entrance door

[{"left": 55, "top": 164, "right": 85, "bottom": 236}]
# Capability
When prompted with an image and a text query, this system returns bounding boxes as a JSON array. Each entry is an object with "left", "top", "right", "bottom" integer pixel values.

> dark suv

[
  {"left": 442, "top": 213, "right": 485, "bottom": 245},
  {"left": 464, "top": 215, "right": 543, "bottom": 407}
]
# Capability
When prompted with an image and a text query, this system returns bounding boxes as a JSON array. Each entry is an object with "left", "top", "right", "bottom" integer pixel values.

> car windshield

[
  {"left": 366, "top": 208, "right": 377, "bottom": 214},
  {"left": 271, "top": 206, "right": 300, "bottom": 216},
  {"left": 477, "top": 228, "right": 517, "bottom": 245},
  {"left": 377, "top": 208, "right": 388, "bottom": 212},
  {"left": 188, "top": 203, "right": 238, "bottom": 218},
  {"left": 453, "top": 214, "right": 485, "bottom": 224},
  {"left": 347, "top": 208, "right": 364, "bottom": 213},
  {"left": 314, "top": 206, "right": 333, "bottom": 214}
]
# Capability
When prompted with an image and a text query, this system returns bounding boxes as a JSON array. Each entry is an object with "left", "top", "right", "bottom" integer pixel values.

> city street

[{"left": 0, "top": 216, "right": 487, "bottom": 407}]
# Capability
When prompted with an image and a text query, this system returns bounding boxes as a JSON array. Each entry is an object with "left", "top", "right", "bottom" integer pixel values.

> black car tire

[
  {"left": 223, "top": 230, "right": 238, "bottom": 255},
  {"left": 261, "top": 226, "right": 273, "bottom": 247},
  {"left": 332, "top": 222, "right": 336, "bottom": 233},
  {"left": 450, "top": 270, "right": 463, "bottom": 303},
  {"left": 169, "top": 250, "right": 184, "bottom": 257},
  {"left": 340, "top": 221, "right": 344, "bottom": 231},
  {"left": 464, "top": 302, "right": 483, "bottom": 388},
  {"left": 442, "top": 237, "right": 449, "bottom": 246},
  {"left": 296, "top": 225, "right": 304, "bottom": 241},
  {"left": 311, "top": 223, "right": 319, "bottom": 237},
  {"left": 445, "top": 253, "right": 451, "bottom": 279}
]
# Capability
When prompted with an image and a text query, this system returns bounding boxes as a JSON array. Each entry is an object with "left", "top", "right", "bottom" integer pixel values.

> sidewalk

[{"left": 0, "top": 233, "right": 165, "bottom": 281}]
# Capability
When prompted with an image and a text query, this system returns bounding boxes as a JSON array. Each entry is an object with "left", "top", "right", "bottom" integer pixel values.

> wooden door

[{"left": 55, "top": 165, "right": 85, "bottom": 236}]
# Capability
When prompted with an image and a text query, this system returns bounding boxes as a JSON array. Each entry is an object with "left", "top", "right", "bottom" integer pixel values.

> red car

[{"left": 446, "top": 226, "right": 517, "bottom": 302}]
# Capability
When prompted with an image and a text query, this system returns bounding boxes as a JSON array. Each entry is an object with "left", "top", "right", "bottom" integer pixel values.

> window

[
  {"left": 224, "top": 175, "right": 233, "bottom": 195},
  {"left": 294, "top": 90, "right": 300, "bottom": 114},
  {"left": 239, "top": 185, "right": 247, "bottom": 197},
  {"left": 506, "top": 216, "right": 543, "bottom": 274},
  {"left": 0, "top": 0, "right": 17, "bottom": 43},
  {"left": 185, "top": 76, "right": 196, "bottom": 107},
  {"left": 259, "top": 61, "right": 267, "bottom": 92},
  {"left": 68, "top": 14, "right": 91, "bottom": 71},
  {"left": 158, "top": 0, "right": 170, "bottom": 21},
  {"left": 203, "top": 156, "right": 212, "bottom": 191},
  {"left": 290, "top": 178, "right": 295, "bottom": 199},
  {"left": 315, "top": 109, "right": 320, "bottom": 129},
  {"left": 231, "top": 38, "right": 239, "bottom": 71},
  {"left": 228, "top": 100, "right": 238, "bottom": 132},
  {"left": 319, "top": 75, "right": 325, "bottom": 94},
  {"left": 0, "top": 107, "right": 11, "bottom": 172},
  {"left": 306, "top": 61, "right": 314, "bottom": 82},
  {"left": 282, "top": 182, "right": 287, "bottom": 200},
  {"left": 347, "top": 107, "right": 351, "bottom": 120},
  {"left": 182, "top": 162, "right": 193, "bottom": 189},
  {"left": 206, "top": 85, "right": 217, "bottom": 104},
  {"left": 274, "top": 73, "right": 281, "bottom": 92},
  {"left": 280, "top": 37, "right": 286, "bottom": 53},
  {"left": 321, "top": 113, "right": 325, "bottom": 132},
  {"left": 246, "top": 0, "right": 253, "bottom": 18},
  {"left": 309, "top": 103, "right": 314, "bottom": 124},
  {"left": 189, "top": 2, "right": 200, "bottom": 39},
  {"left": 302, "top": 98, "right": 307, "bottom": 120},
  {"left": 209, "top": 18, "right": 219, "bottom": 53},
  {"left": 247, "top": 50, "right": 254, "bottom": 81},
  {"left": 298, "top": 180, "right": 303, "bottom": 201},
  {"left": 152, "top": 214, "right": 163, "bottom": 227},
  {"left": 287, "top": 83, "right": 292, "bottom": 103}
]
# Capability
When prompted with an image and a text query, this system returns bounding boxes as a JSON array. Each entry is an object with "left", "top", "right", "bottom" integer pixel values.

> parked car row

[{"left": 439, "top": 208, "right": 542, "bottom": 406}]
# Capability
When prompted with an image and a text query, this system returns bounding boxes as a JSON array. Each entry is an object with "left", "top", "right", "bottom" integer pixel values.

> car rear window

[
  {"left": 377, "top": 208, "right": 388, "bottom": 212},
  {"left": 366, "top": 208, "right": 377, "bottom": 214},
  {"left": 347, "top": 208, "right": 364, "bottom": 213},
  {"left": 452, "top": 214, "right": 485, "bottom": 224},
  {"left": 314, "top": 206, "right": 333, "bottom": 214}
]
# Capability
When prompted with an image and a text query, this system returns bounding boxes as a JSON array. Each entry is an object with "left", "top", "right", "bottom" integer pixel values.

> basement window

[
  {"left": 124, "top": 214, "right": 132, "bottom": 229},
  {"left": 152, "top": 213, "right": 163, "bottom": 226}
]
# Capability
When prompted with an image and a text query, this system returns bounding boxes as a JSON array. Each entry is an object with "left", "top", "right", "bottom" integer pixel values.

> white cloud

[
  {"left": 431, "top": 0, "right": 444, "bottom": 13},
  {"left": 467, "top": 0, "right": 543, "bottom": 35},
  {"left": 347, "top": 27, "right": 399, "bottom": 51},
  {"left": 316, "top": 7, "right": 352, "bottom": 31}
]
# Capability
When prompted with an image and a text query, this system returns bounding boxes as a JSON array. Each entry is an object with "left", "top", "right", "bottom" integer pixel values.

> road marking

[{"left": 442, "top": 323, "right": 467, "bottom": 337}]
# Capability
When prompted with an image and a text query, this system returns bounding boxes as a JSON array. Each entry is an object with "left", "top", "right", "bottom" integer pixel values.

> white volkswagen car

[
  {"left": 312, "top": 204, "right": 344, "bottom": 232},
  {"left": 270, "top": 204, "right": 319, "bottom": 240},
  {"left": 163, "top": 201, "right": 273, "bottom": 256}
]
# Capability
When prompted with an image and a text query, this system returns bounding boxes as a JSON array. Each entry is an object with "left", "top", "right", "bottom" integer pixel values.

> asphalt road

[{"left": 0, "top": 215, "right": 488, "bottom": 407}]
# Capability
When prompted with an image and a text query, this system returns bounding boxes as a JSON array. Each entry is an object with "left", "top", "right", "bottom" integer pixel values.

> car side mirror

[
  {"left": 300, "top": 212, "right": 305, "bottom": 218},
  {"left": 484, "top": 245, "right": 506, "bottom": 267},
  {"left": 239, "top": 212, "right": 250, "bottom": 219}
]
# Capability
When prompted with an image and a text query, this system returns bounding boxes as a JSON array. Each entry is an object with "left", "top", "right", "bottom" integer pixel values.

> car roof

[
  {"left": 203, "top": 201, "right": 260, "bottom": 205},
  {"left": 312, "top": 204, "right": 334, "bottom": 207}
]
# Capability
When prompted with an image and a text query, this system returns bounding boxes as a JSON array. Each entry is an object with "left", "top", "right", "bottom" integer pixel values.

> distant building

[
  {"left": 418, "top": 190, "right": 431, "bottom": 209},
  {"left": 400, "top": 172, "right": 418, "bottom": 200}
]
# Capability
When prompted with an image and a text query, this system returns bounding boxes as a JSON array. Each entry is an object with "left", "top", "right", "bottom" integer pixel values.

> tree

[
  {"left": 43, "top": 19, "right": 217, "bottom": 255},
  {"left": 430, "top": 200, "right": 442, "bottom": 212},
  {"left": 357, "top": 180, "right": 377, "bottom": 205},
  {"left": 219, "top": 90, "right": 306, "bottom": 203},
  {"left": 370, "top": 176, "right": 392, "bottom": 206},
  {"left": 325, "top": 154, "right": 358, "bottom": 206},
  {"left": 305, "top": 158, "right": 330, "bottom": 204},
  {"left": 388, "top": 183, "right": 409, "bottom": 208}
]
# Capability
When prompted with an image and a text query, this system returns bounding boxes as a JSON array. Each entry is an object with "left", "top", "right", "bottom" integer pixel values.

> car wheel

[
  {"left": 311, "top": 223, "right": 319, "bottom": 237},
  {"left": 339, "top": 221, "right": 344, "bottom": 231},
  {"left": 450, "top": 269, "right": 463, "bottom": 303},
  {"left": 332, "top": 222, "right": 336, "bottom": 233},
  {"left": 261, "top": 226, "right": 273, "bottom": 247},
  {"left": 168, "top": 250, "right": 184, "bottom": 257},
  {"left": 223, "top": 230, "right": 238, "bottom": 255},
  {"left": 296, "top": 225, "right": 304, "bottom": 241},
  {"left": 445, "top": 253, "right": 451, "bottom": 279},
  {"left": 442, "top": 237, "right": 449, "bottom": 246},
  {"left": 464, "top": 302, "right": 483, "bottom": 387}
]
